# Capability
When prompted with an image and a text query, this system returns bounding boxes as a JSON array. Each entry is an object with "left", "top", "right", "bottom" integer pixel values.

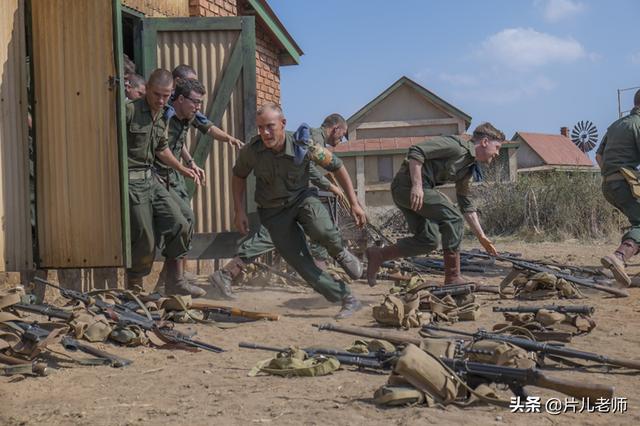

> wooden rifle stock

[{"left": 190, "top": 301, "right": 280, "bottom": 321}]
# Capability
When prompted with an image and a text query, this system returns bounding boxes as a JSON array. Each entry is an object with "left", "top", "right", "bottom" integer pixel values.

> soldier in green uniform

[
  {"left": 596, "top": 90, "right": 640, "bottom": 287},
  {"left": 125, "top": 69, "right": 204, "bottom": 297},
  {"left": 231, "top": 103, "right": 366, "bottom": 319},
  {"left": 153, "top": 78, "right": 244, "bottom": 289},
  {"left": 208, "top": 114, "right": 350, "bottom": 300},
  {"left": 366, "top": 123, "right": 504, "bottom": 286}
]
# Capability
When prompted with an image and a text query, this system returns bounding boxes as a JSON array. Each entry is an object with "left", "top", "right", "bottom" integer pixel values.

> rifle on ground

[
  {"left": 493, "top": 305, "right": 595, "bottom": 315},
  {"left": 423, "top": 324, "right": 640, "bottom": 370},
  {"left": 315, "top": 323, "right": 424, "bottom": 346},
  {"left": 35, "top": 278, "right": 224, "bottom": 353},
  {"left": 442, "top": 357, "right": 614, "bottom": 401},
  {"left": 239, "top": 342, "right": 397, "bottom": 369},
  {"left": 61, "top": 336, "right": 132, "bottom": 368},
  {"left": 410, "top": 257, "right": 487, "bottom": 273},
  {"left": 190, "top": 300, "right": 280, "bottom": 321},
  {"left": 461, "top": 254, "right": 628, "bottom": 298},
  {"left": 12, "top": 303, "right": 74, "bottom": 321}
]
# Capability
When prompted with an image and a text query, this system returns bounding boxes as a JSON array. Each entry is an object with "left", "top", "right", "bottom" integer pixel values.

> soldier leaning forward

[
  {"left": 125, "top": 69, "right": 202, "bottom": 298},
  {"left": 231, "top": 103, "right": 367, "bottom": 319},
  {"left": 596, "top": 89, "right": 640, "bottom": 287},
  {"left": 366, "top": 123, "right": 505, "bottom": 287},
  {"left": 208, "top": 114, "right": 350, "bottom": 300}
]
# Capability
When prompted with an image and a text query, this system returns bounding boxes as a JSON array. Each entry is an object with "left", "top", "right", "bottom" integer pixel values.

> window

[{"left": 378, "top": 156, "right": 394, "bottom": 182}]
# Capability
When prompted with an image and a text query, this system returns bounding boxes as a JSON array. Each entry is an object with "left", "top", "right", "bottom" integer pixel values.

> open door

[
  {"left": 0, "top": 0, "right": 33, "bottom": 272},
  {"left": 141, "top": 16, "right": 257, "bottom": 243},
  {"left": 30, "top": 0, "right": 129, "bottom": 268}
]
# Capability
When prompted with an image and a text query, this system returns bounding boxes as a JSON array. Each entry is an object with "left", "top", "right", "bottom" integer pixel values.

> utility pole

[{"left": 618, "top": 86, "right": 640, "bottom": 118}]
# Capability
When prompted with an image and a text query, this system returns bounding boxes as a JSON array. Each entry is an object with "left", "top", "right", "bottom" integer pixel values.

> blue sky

[{"left": 269, "top": 0, "right": 639, "bottom": 152}]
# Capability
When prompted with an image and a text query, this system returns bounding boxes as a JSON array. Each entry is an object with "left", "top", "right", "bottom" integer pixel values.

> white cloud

[
  {"left": 537, "top": 0, "right": 585, "bottom": 23},
  {"left": 438, "top": 73, "right": 478, "bottom": 87},
  {"left": 631, "top": 52, "right": 640, "bottom": 65},
  {"left": 480, "top": 28, "right": 586, "bottom": 70}
]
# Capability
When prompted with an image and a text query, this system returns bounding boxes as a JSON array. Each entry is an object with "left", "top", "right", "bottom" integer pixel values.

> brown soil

[{"left": 1, "top": 240, "right": 639, "bottom": 425}]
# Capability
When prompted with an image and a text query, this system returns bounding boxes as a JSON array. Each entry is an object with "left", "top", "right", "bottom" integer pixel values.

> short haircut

[
  {"left": 128, "top": 73, "right": 145, "bottom": 89},
  {"left": 472, "top": 122, "right": 505, "bottom": 142},
  {"left": 123, "top": 54, "right": 136, "bottom": 75},
  {"left": 172, "top": 64, "right": 197, "bottom": 80},
  {"left": 147, "top": 68, "right": 173, "bottom": 88},
  {"left": 257, "top": 102, "right": 284, "bottom": 118},
  {"left": 321, "top": 113, "right": 347, "bottom": 129},
  {"left": 175, "top": 78, "right": 206, "bottom": 98},
  {"left": 634, "top": 89, "right": 640, "bottom": 107}
]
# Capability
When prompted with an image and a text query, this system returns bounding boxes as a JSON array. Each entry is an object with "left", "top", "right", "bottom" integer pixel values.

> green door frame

[
  {"left": 140, "top": 17, "right": 256, "bottom": 197},
  {"left": 112, "top": 0, "right": 131, "bottom": 267}
]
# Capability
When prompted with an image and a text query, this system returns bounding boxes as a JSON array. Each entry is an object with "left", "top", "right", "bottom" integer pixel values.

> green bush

[{"left": 476, "top": 171, "right": 625, "bottom": 241}]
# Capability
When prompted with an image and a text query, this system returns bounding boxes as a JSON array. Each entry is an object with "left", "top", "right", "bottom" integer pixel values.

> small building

[
  {"left": 513, "top": 129, "right": 596, "bottom": 173},
  {"left": 333, "top": 76, "right": 518, "bottom": 211}
]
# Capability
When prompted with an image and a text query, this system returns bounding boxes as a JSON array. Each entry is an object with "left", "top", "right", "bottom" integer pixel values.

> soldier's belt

[{"left": 129, "top": 169, "right": 152, "bottom": 181}]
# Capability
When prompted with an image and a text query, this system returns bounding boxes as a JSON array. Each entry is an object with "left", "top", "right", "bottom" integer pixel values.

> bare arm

[
  {"left": 156, "top": 148, "right": 200, "bottom": 185},
  {"left": 463, "top": 211, "right": 497, "bottom": 256},
  {"left": 408, "top": 159, "right": 424, "bottom": 212},
  {"left": 208, "top": 126, "right": 244, "bottom": 148},
  {"left": 332, "top": 166, "right": 366, "bottom": 227},
  {"left": 180, "top": 145, "right": 205, "bottom": 184},
  {"left": 232, "top": 175, "right": 249, "bottom": 235}
]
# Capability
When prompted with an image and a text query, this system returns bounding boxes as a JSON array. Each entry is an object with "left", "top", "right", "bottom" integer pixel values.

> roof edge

[{"left": 246, "top": 0, "right": 303, "bottom": 65}]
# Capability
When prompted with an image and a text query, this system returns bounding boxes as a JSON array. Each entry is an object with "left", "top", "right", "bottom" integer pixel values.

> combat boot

[
  {"left": 334, "top": 294, "right": 363, "bottom": 319},
  {"left": 366, "top": 244, "right": 405, "bottom": 287},
  {"left": 207, "top": 257, "right": 245, "bottom": 300},
  {"left": 443, "top": 250, "right": 472, "bottom": 286},
  {"left": 601, "top": 239, "right": 639, "bottom": 287},
  {"left": 165, "top": 258, "right": 206, "bottom": 298},
  {"left": 334, "top": 249, "right": 363, "bottom": 280},
  {"left": 125, "top": 274, "right": 143, "bottom": 292}
]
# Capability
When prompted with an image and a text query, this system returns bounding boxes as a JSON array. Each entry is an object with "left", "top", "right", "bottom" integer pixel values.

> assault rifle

[
  {"left": 442, "top": 357, "right": 613, "bottom": 401},
  {"left": 462, "top": 253, "right": 628, "bottom": 297},
  {"left": 493, "top": 305, "right": 595, "bottom": 315},
  {"left": 12, "top": 303, "right": 74, "bottom": 321},
  {"left": 422, "top": 324, "right": 640, "bottom": 370},
  {"left": 35, "top": 278, "right": 224, "bottom": 353},
  {"left": 239, "top": 342, "right": 397, "bottom": 369},
  {"left": 61, "top": 336, "right": 132, "bottom": 368}
]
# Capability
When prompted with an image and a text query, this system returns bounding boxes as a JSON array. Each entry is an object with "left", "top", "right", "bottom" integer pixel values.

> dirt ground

[{"left": 2, "top": 239, "right": 640, "bottom": 426}]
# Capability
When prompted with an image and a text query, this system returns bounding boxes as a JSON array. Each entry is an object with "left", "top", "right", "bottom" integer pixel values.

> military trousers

[
  {"left": 237, "top": 225, "right": 331, "bottom": 262},
  {"left": 602, "top": 180, "right": 640, "bottom": 244},
  {"left": 391, "top": 179, "right": 464, "bottom": 255},
  {"left": 128, "top": 175, "right": 192, "bottom": 279},
  {"left": 258, "top": 193, "right": 350, "bottom": 302}
]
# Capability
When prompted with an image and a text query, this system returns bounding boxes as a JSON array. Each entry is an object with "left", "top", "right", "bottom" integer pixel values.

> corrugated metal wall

[
  {"left": 32, "top": 0, "right": 123, "bottom": 268},
  {"left": 123, "top": 0, "right": 189, "bottom": 17},
  {"left": 156, "top": 30, "right": 244, "bottom": 233},
  {"left": 0, "top": 0, "right": 33, "bottom": 272}
]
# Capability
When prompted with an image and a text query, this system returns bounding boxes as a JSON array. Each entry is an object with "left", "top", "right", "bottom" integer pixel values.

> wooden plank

[
  {"left": 241, "top": 16, "right": 257, "bottom": 214},
  {"left": 356, "top": 118, "right": 460, "bottom": 130}
]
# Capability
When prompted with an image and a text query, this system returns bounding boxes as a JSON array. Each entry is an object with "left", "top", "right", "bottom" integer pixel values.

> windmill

[{"left": 570, "top": 120, "right": 598, "bottom": 153}]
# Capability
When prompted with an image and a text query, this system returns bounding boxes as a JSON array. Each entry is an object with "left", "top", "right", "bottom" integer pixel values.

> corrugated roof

[
  {"left": 332, "top": 134, "right": 472, "bottom": 153},
  {"left": 515, "top": 132, "right": 593, "bottom": 167}
]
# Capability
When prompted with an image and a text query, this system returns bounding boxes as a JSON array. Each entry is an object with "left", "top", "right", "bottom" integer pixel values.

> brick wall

[{"left": 189, "top": 0, "right": 282, "bottom": 105}]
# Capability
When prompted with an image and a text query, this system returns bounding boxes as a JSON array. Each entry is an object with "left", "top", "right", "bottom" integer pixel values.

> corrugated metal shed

[
  {"left": 32, "top": 0, "right": 124, "bottom": 268},
  {"left": 0, "top": 0, "right": 33, "bottom": 272},
  {"left": 155, "top": 30, "right": 244, "bottom": 233}
]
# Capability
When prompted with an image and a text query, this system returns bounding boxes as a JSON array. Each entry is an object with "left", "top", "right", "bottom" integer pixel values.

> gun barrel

[
  {"left": 61, "top": 336, "right": 132, "bottom": 368},
  {"left": 492, "top": 305, "right": 595, "bottom": 315},
  {"left": 315, "top": 323, "right": 422, "bottom": 346},
  {"left": 13, "top": 303, "right": 74, "bottom": 321}
]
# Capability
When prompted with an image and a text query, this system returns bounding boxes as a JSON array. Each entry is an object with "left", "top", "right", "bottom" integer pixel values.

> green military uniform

[
  {"left": 233, "top": 130, "right": 348, "bottom": 302},
  {"left": 153, "top": 113, "right": 212, "bottom": 229},
  {"left": 597, "top": 107, "right": 640, "bottom": 244},
  {"left": 391, "top": 135, "right": 477, "bottom": 255},
  {"left": 126, "top": 98, "right": 191, "bottom": 279},
  {"left": 236, "top": 127, "right": 334, "bottom": 262}
]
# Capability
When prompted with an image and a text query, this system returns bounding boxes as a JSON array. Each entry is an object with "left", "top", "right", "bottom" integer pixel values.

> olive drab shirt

[
  {"left": 395, "top": 135, "right": 478, "bottom": 213},
  {"left": 126, "top": 98, "right": 169, "bottom": 170},
  {"left": 233, "top": 130, "right": 343, "bottom": 208},
  {"left": 597, "top": 107, "right": 640, "bottom": 177},
  {"left": 308, "top": 127, "right": 333, "bottom": 191},
  {"left": 153, "top": 114, "right": 212, "bottom": 175}
]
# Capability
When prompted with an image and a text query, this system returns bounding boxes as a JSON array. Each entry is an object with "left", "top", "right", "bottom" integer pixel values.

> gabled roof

[
  {"left": 347, "top": 76, "right": 472, "bottom": 130},
  {"left": 245, "top": 0, "right": 304, "bottom": 65},
  {"left": 513, "top": 132, "right": 593, "bottom": 167},
  {"left": 333, "top": 135, "right": 472, "bottom": 154}
]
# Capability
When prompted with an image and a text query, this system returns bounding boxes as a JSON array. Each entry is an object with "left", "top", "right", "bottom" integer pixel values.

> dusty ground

[{"left": 1, "top": 239, "right": 640, "bottom": 426}]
